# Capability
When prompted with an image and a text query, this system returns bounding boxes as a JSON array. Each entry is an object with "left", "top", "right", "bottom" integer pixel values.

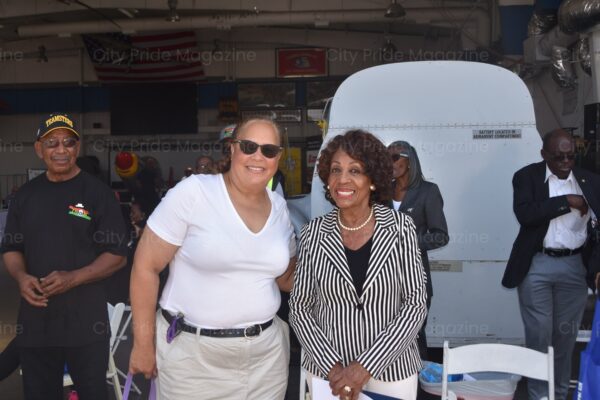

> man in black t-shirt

[{"left": 1, "top": 114, "right": 128, "bottom": 400}]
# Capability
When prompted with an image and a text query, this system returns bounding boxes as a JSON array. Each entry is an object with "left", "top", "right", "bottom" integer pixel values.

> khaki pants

[{"left": 155, "top": 311, "right": 290, "bottom": 400}]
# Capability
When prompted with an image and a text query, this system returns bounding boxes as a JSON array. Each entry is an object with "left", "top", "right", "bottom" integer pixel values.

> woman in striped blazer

[{"left": 289, "top": 130, "right": 427, "bottom": 400}]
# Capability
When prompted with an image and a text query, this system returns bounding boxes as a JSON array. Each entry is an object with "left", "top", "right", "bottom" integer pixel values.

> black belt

[
  {"left": 161, "top": 309, "right": 272, "bottom": 338},
  {"left": 541, "top": 246, "right": 583, "bottom": 257}
]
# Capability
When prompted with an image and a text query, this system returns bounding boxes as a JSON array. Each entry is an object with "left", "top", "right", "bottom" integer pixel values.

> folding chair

[
  {"left": 64, "top": 302, "right": 126, "bottom": 400},
  {"left": 111, "top": 305, "right": 141, "bottom": 397},
  {"left": 300, "top": 362, "right": 308, "bottom": 400},
  {"left": 441, "top": 340, "right": 554, "bottom": 400},
  {"left": 298, "top": 349, "right": 310, "bottom": 400},
  {"left": 106, "top": 303, "right": 126, "bottom": 400}
]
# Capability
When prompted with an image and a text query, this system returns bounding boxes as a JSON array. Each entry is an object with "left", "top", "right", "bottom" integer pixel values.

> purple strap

[
  {"left": 122, "top": 373, "right": 133, "bottom": 400},
  {"left": 123, "top": 372, "right": 156, "bottom": 400}
]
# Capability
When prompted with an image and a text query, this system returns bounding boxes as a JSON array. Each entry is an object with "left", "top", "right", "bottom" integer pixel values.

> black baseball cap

[{"left": 36, "top": 113, "right": 79, "bottom": 140}]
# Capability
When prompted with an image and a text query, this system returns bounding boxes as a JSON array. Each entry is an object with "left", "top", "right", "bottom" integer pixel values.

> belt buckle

[
  {"left": 543, "top": 248, "right": 562, "bottom": 257},
  {"left": 244, "top": 324, "right": 262, "bottom": 339}
]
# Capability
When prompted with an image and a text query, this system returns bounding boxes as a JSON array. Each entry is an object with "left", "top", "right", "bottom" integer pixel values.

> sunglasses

[
  {"left": 391, "top": 152, "right": 409, "bottom": 162},
  {"left": 39, "top": 137, "right": 79, "bottom": 149},
  {"left": 549, "top": 153, "right": 576, "bottom": 162},
  {"left": 233, "top": 139, "right": 283, "bottom": 159}
]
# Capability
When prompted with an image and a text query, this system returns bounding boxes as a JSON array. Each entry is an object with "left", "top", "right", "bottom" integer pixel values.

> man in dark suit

[{"left": 503, "top": 129, "right": 600, "bottom": 400}]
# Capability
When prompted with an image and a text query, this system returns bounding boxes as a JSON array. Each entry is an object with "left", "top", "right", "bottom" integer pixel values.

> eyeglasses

[
  {"left": 391, "top": 152, "right": 409, "bottom": 162},
  {"left": 39, "top": 137, "right": 79, "bottom": 149},
  {"left": 549, "top": 153, "right": 576, "bottom": 162},
  {"left": 233, "top": 139, "right": 283, "bottom": 159}
]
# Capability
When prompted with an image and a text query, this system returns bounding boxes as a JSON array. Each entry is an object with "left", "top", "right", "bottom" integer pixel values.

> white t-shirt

[{"left": 148, "top": 174, "right": 296, "bottom": 329}]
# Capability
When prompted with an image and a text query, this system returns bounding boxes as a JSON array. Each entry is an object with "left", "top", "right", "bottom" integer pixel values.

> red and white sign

[{"left": 277, "top": 48, "right": 328, "bottom": 78}]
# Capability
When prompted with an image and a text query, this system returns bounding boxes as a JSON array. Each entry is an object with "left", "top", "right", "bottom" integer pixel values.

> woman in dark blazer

[
  {"left": 387, "top": 140, "right": 449, "bottom": 360},
  {"left": 290, "top": 130, "right": 427, "bottom": 400}
]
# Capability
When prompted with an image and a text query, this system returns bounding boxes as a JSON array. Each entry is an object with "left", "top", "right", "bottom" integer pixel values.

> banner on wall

[
  {"left": 277, "top": 48, "right": 328, "bottom": 78},
  {"left": 83, "top": 31, "right": 205, "bottom": 83}
]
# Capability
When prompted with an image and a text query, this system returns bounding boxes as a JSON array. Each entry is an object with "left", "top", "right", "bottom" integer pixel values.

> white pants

[
  {"left": 155, "top": 311, "right": 290, "bottom": 399},
  {"left": 307, "top": 371, "right": 418, "bottom": 400}
]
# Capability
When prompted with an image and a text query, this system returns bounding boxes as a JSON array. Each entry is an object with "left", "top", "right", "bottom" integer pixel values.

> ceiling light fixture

[
  {"left": 37, "top": 45, "right": 48, "bottom": 63},
  {"left": 382, "top": 38, "right": 397, "bottom": 54},
  {"left": 382, "top": 38, "right": 397, "bottom": 56},
  {"left": 118, "top": 8, "right": 138, "bottom": 19},
  {"left": 385, "top": 0, "right": 406, "bottom": 18},
  {"left": 211, "top": 39, "right": 222, "bottom": 56},
  {"left": 166, "top": 0, "right": 180, "bottom": 22}
]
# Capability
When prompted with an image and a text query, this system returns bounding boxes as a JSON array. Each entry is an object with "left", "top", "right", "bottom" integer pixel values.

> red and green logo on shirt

[{"left": 68, "top": 203, "right": 91, "bottom": 221}]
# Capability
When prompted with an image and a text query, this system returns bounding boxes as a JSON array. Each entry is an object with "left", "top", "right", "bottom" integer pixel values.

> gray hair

[{"left": 233, "top": 118, "right": 283, "bottom": 145}]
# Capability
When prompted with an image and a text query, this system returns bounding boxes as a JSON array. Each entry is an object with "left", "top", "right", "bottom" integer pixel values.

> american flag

[{"left": 83, "top": 31, "right": 205, "bottom": 82}]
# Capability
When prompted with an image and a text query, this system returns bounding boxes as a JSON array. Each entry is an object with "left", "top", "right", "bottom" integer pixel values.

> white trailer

[{"left": 298, "top": 60, "right": 543, "bottom": 347}]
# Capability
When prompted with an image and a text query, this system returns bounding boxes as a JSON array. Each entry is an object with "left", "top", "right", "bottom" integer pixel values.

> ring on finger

[{"left": 343, "top": 385, "right": 352, "bottom": 393}]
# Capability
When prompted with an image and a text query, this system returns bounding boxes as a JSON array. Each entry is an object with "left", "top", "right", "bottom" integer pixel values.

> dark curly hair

[{"left": 317, "top": 129, "right": 393, "bottom": 206}]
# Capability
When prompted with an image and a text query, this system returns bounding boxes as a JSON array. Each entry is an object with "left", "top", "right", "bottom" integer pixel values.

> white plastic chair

[
  {"left": 110, "top": 305, "right": 141, "bottom": 396},
  {"left": 64, "top": 302, "right": 126, "bottom": 400},
  {"left": 298, "top": 349, "right": 310, "bottom": 400},
  {"left": 300, "top": 363, "right": 307, "bottom": 400},
  {"left": 442, "top": 340, "right": 554, "bottom": 400}
]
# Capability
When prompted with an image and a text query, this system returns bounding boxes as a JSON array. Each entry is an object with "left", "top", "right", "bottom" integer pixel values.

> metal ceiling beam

[
  {"left": 17, "top": 8, "right": 491, "bottom": 45},
  {"left": 0, "top": 1, "right": 487, "bottom": 18}
]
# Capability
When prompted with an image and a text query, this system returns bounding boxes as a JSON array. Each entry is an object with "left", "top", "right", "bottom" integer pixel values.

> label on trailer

[
  {"left": 472, "top": 129, "right": 522, "bottom": 139},
  {"left": 430, "top": 260, "right": 463, "bottom": 272}
]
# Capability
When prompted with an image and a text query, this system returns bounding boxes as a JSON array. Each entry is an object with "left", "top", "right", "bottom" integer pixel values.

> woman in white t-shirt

[{"left": 128, "top": 118, "right": 297, "bottom": 399}]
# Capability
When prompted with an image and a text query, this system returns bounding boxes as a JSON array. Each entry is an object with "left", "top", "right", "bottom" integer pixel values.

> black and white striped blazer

[{"left": 289, "top": 203, "right": 427, "bottom": 382}]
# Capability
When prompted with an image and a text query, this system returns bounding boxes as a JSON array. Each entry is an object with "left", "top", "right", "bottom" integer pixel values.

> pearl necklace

[{"left": 338, "top": 206, "right": 374, "bottom": 231}]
